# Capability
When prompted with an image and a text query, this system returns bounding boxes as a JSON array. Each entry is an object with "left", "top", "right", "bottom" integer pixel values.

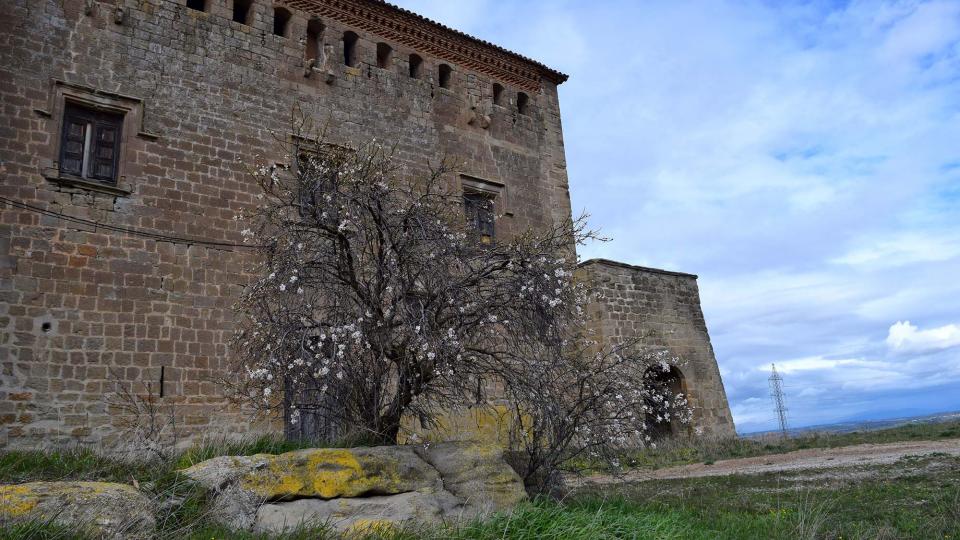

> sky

[{"left": 392, "top": 0, "right": 960, "bottom": 433}]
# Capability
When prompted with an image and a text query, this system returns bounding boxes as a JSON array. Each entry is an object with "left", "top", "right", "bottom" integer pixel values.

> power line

[
  {"left": 769, "top": 363, "right": 789, "bottom": 438},
  {"left": 0, "top": 195, "right": 259, "bottom": 249}
]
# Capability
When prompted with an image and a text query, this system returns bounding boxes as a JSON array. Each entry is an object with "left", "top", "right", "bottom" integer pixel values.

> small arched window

[
  {"left": 273, "top": 7, "right": 292, "bottom": 37},
  {"left": 409, "top": 54, "right": 423, "bottom": 79},
  {"left": 438, "top": 64, "right": 452, "bottom": 89},
  {"left": 646, "top": 365, "right": 687, "bottom": 440},
  {"left": 305, "top": 19, "right": 324, "bottom": 63},
  {"left": 376, "top": 43, "right": 392, "bottom": 69},
  {"left": 492, "top": 83, "right": 504, "bottom": 106},
  {"left": 186, "top": 0, "right": 207, "bottom": 11},
  {"left": 343, "top": 31, "right": 359, "bottom": 67},
  {"left": 517, "top": 92, "right": 529, "bottom": 115},
  {"left": 232, "top": 0, "right": 253, "bottom": 25}
]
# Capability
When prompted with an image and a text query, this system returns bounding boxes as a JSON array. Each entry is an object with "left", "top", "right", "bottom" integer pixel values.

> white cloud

[
  {"left": 771, "top": 356, "right": 873, "bottom": 374},
  {"left": 832, "top": 232, "right": 960, "bottom": 267},
  {"left": 887, "top": 320, "right": 960, "bottom": 353},
  {"left": 797, "top": 387, "right": 827, "bottom": 398}
]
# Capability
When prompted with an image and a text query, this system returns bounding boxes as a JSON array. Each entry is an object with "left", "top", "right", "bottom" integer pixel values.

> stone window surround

[
  {"left": 460, "top": 175, "right": 511, "bottom": 218},
  {"left": 35, "top": 80, "right": 158, "bottom": 197}
]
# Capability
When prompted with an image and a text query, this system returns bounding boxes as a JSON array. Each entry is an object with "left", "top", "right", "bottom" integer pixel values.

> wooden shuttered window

[
  {"left": 464, "top": 192, "right": 495, "bottom": 244},
  {"left": 58, "top": 103, "right": 123, "bottom": 185},
  {"left": 60, "top": 116, "right": 87, "bottom": 177},
  {"left": 90, "top": 123, "right": 120, "bottom": 182}
]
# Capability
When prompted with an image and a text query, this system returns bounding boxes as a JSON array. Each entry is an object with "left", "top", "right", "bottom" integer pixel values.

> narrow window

[
  {"left": 186, "top": 0, "right": 207, "bottom": 11},
  {"left": 305, "top": 19, "right": 323, "bottom": 64},
  {"left": 343, "top": 31, "right": 359, "bottom": 67},
  {"left": 517, "top": 92, "right": 529, "bottom": 115},
  {"left": 59, "top": 103, "right": 124, "bottom": 185},
  {"left": 273, "top": 7, "right": 291, "bottom": 37},
  {"left": 492, "top": 83, "right": 504, "bottom": 106},
  {"left": 464, "top": 192, "right": 495, "bottom": 244},
  {"left": 408, "top": 54, "right": 423, "bottom": 79},
  {"left": 376, "top": 43, "right": 392, "bottom": 69},
  {"left": 438, "top": 63, "right": 452, "bottom": 89},
  {"left": 232, "top": 0, "right": 253, "bottom": 24}
]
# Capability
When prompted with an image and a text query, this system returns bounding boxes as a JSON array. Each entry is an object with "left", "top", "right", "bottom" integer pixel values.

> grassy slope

[
  {"left": 2, "top": 424, "right": 959, "bottom": 539},
  {"left": 576, "top": 418, "right": 960, "bottom": 472},
  {"left": 423, "top": 454, "right": 960, "bottom": 540}
]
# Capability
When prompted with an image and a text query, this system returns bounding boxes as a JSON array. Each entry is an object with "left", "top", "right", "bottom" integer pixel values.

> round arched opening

[{"left": 645, "top": 365, "right": 687, "bottom": 440}]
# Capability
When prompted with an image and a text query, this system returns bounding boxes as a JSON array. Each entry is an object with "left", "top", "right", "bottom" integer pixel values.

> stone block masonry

[
  {"left": 578, "top": 259, "right": 736, "bottom": 437},
  {"left": 0, "top": 0, "right": 570, "bottom": 448}
]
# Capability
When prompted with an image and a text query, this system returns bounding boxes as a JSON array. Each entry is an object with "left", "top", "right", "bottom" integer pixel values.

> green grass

[
  {"left": 3, "top": 430, "right": 959, "bottom": 539},
  {"left": 0, "top": 435, "right": 340, "bottom": 486},
  {"left": 428, "top": 455, "right": 960, "bottom": 539},
  {"left": 0, "top": 519, "right": 88, "bottom": 540},
  {"left": 571, "top": 418, "right": 960, "bottom": 472},
  {"left": 0, "top": 435, "right": 352, "bottom": 540},
  {"left": 437, "top": 499, "right": 697, "bottom": 539},
  {"left": 583, "top": 454, "right": 960, "bottom": 539}
]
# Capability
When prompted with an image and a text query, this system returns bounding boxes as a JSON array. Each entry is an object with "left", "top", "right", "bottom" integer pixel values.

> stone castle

[{"left": 0, "top": 0, "right": 734, "bottom": 448}]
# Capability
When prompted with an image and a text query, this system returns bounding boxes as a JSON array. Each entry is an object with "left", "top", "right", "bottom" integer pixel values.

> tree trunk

[{"left": 283, "top": 376, "right": 346, "bottom": 443}]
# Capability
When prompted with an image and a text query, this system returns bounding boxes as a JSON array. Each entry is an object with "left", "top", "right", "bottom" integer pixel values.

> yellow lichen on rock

[
  {"left": 415, "top": 442, "right": 528, "bottom": 514},
  {"left": 399, "top": 404, "right": 533, "bottom": 447},
  {"left": 240, "top": 449, "right": 368, "bottom": 499},
  {"left": 185, "top": 443, "right": 526, "bottom": 534},
  {"left": 0, "top": 481, "right": 155, "bottom": 539},
  {"left": 0, "top": 481, "right": 133, "bottom": 519},
  {"left": 0, "top": 485, "right": 39, "bottom": 516},
  {"left": 223, "top": 448, "right": 426, "bottom": 501}
]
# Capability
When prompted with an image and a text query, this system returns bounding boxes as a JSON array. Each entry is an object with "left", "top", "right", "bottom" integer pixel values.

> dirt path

[{"left": 569, "top": 438, "right": 960, "bottom": 487}]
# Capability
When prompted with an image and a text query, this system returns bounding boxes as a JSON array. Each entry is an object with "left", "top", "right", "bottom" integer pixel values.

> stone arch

[
  {"left": 409, "top": 54, "right": 423, "bottom": 78},
  {"left": 516, "top": 91, "right": 529, "bottom": 115},
  {"left": 343, "top": 31, "right": 359, "bottom": 67},
  {"left": 376, "top": 42, "right": 393, "bottom": 69},
  {"left": 305, "top": 19, "right": 324, "bottom": 64},
  {"left": 273, "top": 7, "right": 292, "bottom": 37},
  {"left": 646, "top": 365, "right": 688, "bottom": 440},
  {"left": 438, "top": 63, "right": 452, "bottom": 88}
]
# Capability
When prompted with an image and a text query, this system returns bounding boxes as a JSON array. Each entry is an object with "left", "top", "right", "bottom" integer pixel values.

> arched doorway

[{"left": 646, "top": 366, "right": 687, "bottom": 440}]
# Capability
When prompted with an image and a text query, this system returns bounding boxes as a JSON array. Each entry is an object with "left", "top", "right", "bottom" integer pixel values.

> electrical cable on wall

[{"left": 0, "top": 195, "right": 260, "bottom": 250}]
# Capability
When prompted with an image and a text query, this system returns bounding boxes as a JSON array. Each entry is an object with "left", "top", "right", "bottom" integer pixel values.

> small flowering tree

[
  {"left": 231, "top": 133, "right": 692, "bottom": 489},
  {"left": 498, "top": 338, "right": 693, "bottom": 495}
]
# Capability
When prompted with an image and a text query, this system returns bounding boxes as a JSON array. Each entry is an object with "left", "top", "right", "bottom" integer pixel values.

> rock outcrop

[
  {"left": 0, "top": 481, "right": 155, "bottom": 539},
  {"left": 181, "top": 442, "right": 527, "bottom": 533}
]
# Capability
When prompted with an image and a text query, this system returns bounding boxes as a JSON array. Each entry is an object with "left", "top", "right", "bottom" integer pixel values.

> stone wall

[
  {"left": 0, "top": 0, "right": 571, "bottom": 448},
  {"left": 577, "top": 259, "right": 736, "bottom": 437}
]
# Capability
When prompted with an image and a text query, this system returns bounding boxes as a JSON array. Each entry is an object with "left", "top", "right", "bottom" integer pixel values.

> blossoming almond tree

[{"left": 230, "top": 133, "right": 692, "bottom": 490}]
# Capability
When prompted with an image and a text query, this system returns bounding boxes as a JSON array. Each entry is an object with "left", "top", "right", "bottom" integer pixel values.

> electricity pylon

[{"left": 769, "top": 363, "right": 789, "bottom": 438}]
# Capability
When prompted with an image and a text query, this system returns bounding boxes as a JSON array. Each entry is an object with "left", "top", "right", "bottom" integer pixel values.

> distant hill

[{"left": 743, "top": 410, "right": 960, "bottom": 438}]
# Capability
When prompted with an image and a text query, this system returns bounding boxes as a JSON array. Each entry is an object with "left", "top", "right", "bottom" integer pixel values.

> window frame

[
  {"left": 38, "top": 80, "right": 151, "bottom": 196},
  {"left": 58, "top": 102, "right": 125, "bottom": 186},
  {"left": 463, "top": 191, "right": 496, "bottom": 244},
  {"left": 460, "top": 176, "right": 506, "bottom": 245}
]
